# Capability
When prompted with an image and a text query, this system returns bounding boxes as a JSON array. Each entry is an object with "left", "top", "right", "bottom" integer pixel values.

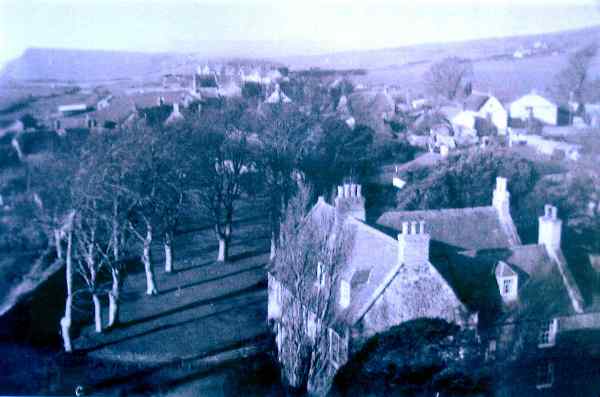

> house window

[
  {"left": 502, "top": 279, "right": 512, "bottom": 295},
  {"left": 486, "top": 340, "right": 497, "bottom": 361},
  {"left": 317, "top": 261, "right": 325, "bottom": 287},
  {"left": 498, "top": 275, "right": 518, "bottom": 300},
  {"left": 329, "top": 329, "right": 342, "bottom": 367},
  {"left": 538, "top": 319, "right": 558, "bottom": 348},
  {"left": 536, "top": 362, "right": 554, "bottom": 389},
  {"left": 307, "top": 313, "right": 316, "bottom": 340},
  {"left": 340, "top": 281, "right": 350, "bottom": 309}
]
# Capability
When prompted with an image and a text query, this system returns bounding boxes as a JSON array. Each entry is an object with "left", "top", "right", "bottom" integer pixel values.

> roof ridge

[
  {"left": 346, "top": 217, "right": 398, "bottom": 247},
  {"left": 382, "top": 205, "right": 495, "bottom": 217}
]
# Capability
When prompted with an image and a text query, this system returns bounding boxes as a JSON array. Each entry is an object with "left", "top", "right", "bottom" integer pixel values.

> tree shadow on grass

[
  {"left": 160, "top": 264, "right": 266, "bottom": 295},
  {"left": 88, "top": 334, "right": 271, "bottom": 396},
  {"left": 80, "top": 294, "right": 266, "bottom": 354},
  {"left": 94, "top": 280, "right": 265, "bottom": 335}
]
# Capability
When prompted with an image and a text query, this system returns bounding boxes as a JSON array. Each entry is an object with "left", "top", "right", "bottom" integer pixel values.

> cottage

[
  {"left": 464, "top": 93, "right": 508, "bottom": 134},
  {"left": 269, "top": 183, "right": 474, "bottom": 392},
  {"left": 510, "top": 91, "right": 559, "bottom": 126},
  {"left": 271, "top": 175, "right": 600, "bottom": 393}
]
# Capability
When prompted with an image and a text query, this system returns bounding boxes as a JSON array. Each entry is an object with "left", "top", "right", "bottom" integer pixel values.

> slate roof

[
  {"left": 463, "top": 94, "right": 490, "bottom": 112},
  {"left": 89, "top": 96, "right": 137, "bottom": 125},
  {"left": 272, "top": 198, "right": 402, "bottom": 332},
  {"left": 377, "top": 206, "right": 517, "bottom": 252},
  {"left": 449, "top": 244, "right": 580, "bottom": 325}
]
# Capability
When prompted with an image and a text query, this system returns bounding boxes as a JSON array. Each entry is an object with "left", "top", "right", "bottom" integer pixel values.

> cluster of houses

[
  {"left": 269, "top": 177, "right": 600, "bottom": 394},
  {"left": 0, "top": 62, "right": 294, "bottom": 156},
  {"left": 392, "top": 88, "right": 596, "bottom": 162}
]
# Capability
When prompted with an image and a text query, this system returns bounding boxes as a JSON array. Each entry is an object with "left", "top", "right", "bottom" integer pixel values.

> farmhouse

[
  {"left": 270, "top": 176, "right": 599, "bottom": 392},
  {"left": 510, "top": 91, "right": 566, "bottom": 126},
  {"left": 464, "top": 93, "right": 508, "bottom": 133}
]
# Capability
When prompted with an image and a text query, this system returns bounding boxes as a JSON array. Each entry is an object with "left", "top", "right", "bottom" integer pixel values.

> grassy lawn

[{"left": 73, "top": 198, "right": 271, "bottom": 369}]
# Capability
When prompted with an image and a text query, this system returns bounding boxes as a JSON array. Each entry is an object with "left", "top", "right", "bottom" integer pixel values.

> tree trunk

[
  {"left": 108, "top": 269, "right": 120, "bottom": 327},
  {"left": 164, "top": 231, "right": 173, "bottom": 273},
  {"left": 61, "top": 228, "right": 73, "bottom": 352},
  {"left": 270, "top": 231, "right": 276, "bottom": 261},
  {"left": 54, "top": 229, "right": 62, "bottom": 260},
  {"left": 143, "top": 224, "right": 158, "bottom": 295},
  {"left": 217, "top": 237, "right": 229, "bottom": 262},
  {"left": 60, "top": 297, "right": 72, "bottom": 353},
  {"left": 217, "top": 222, "right": 232, "bottom": 262},
  {"left": 92, "top": 294, "right": 102, "bottom": 333}
]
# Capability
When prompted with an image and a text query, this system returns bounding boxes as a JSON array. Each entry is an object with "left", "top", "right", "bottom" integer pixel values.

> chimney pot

[
  {"left": 419, "top": 220, "right": 425, "bottom": 234},
  {"left": 337, "top": 186, "right": 343, "bottom": 197},
  {"left": 401, "top": 222, "right": 409, "bottom": 235},
  {"left": 410, "top": 221, "right": 418, "bottom": 234},
  {"left": 344, "top": 184, "right": 350, "bottom": 198},
  {"left": 357, "top": 185, "right": 362, "bottom": 197}
]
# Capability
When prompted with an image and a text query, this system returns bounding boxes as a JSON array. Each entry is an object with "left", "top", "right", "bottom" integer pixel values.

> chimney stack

[
  {"left": 539, "top": 204, "right": 562, "bottom": 252},
  {"left": 334, "top": 183, "right": 366, "bottom": 221},
  {"left": 492, "top": 177, "right": 510, "bottom": 219},
  {"left": 397, "top": 220, "right": 430, "bottom": 270}
]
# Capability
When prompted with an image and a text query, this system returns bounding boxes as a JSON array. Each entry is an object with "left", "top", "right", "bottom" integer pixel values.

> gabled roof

[
  {"left": 274, "top": 198, "right": 402, "bottom": 330},
  {"left": 463, "top": 94, "right": 490, "bottom": 112},
  {"left": 511, "top": 92, "right": 557, "bottom": 109},
  {"left": 378, "top": 206, "right": 517, "bottom": 252},
  {"left": 450, "top": 244, "right": 580, "bottom": 324},
  {"left": 89, "top": 96, "right": 137, "bottom": 124},
  {"left": 495, "top": 260, "right": 517, "bottom": 278}
]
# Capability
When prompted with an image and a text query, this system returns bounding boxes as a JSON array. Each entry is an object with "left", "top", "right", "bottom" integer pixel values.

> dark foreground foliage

[{"left": 331, "top": 319, "right": 490, "bottom": 397}]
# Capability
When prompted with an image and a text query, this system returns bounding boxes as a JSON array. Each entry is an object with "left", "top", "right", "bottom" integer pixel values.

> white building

[{"left": 510, "top": 92, "right": 558, "bottom": 126}]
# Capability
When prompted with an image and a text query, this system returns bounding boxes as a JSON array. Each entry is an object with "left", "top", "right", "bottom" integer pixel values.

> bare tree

[
  {"left": 424, "top": 56, "right": 473, "bottom": 101},
  {"left": 73, "top": 208, "right": 110, "bottom": 333},
  {"left": 189, "top": 126, "right": 258, "bottom": 262},
  {"left": 272, "top": 184, "right": 353, "bottom": 391},
  {"left": 259, "top": 109, "right": 308, "bottom": 260},
  {"left": 552, "top": 42, "right": 598, "bottom": 104},
  {"left": 59, "top": 211, "right": 76, "bottom": 352}
]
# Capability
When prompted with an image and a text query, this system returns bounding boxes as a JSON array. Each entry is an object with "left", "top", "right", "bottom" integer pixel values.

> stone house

[
  {"left": 268, "top": 183, "right": 475, "bottom": 392},
  {"left": 270, "top": 176, "right": 600, "bottom": 393},
  {"left": 380, "top": 178, "right": 600, "bottom": 392}
]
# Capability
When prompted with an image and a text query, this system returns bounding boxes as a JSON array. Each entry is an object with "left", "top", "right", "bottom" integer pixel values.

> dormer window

[
  {"left": 496, "top": 261, "right": 518, "bottom": 302},
  {"left": 538, "top": 318, "right": 558, "bottom": 348}
]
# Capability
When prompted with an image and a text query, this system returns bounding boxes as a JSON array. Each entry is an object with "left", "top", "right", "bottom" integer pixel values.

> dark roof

[
  {"left": 89, "top": 96, "right": 136, "bottom": 124},
  {"left": 272, "top": 198, "right": 402, "bottom": 331},
  {"left": 463, "top": 94, "right": 490, "bottom": 112},
  {"left": 138, "top": 105, "right": 174, "bottom": 126},
  {"left": 377, "top": 206, "right": 518, "bottom": 252},
  {"left": 448, "top": 244, "right": 579, "bottom": 326}
]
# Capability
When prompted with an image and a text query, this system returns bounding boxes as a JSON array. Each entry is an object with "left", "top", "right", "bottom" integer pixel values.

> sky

[{"left": 1, "top": 0, "right": 600, "bottom": 65}]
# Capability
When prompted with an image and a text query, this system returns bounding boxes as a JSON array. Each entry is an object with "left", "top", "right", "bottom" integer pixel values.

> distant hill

[
  {"left": 0, "top": 48, "right": 189, "bottom": 83},
  {"left": 2, "top": 25, "right": 600, "bottom": 93},
  {"left": 278, "top": 25, "right": 600, "bottom": 102},
  {"left": 0, "top": 41, "right": 312, "bottom": 83},
  {"left": 281, "top": 25, "right": 600, "bottom": 70}
]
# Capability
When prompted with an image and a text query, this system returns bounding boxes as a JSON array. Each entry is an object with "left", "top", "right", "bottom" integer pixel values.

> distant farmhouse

[
  {"left": 269, "top": 177, "right": 600, "bottom": 393},
  {"left": 509, "top": 91, "right": 570, "bottom": 127}
]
